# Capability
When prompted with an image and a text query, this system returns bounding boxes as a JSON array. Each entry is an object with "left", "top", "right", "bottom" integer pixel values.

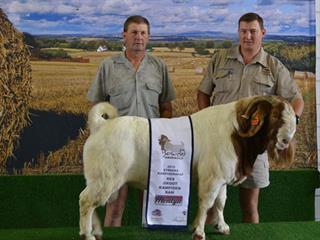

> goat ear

[{"left": 238, "top": 101, "right": 271, "bottom": 137}]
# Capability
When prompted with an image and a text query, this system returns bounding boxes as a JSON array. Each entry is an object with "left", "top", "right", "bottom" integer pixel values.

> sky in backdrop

[{"left": 1, "top": 0, "right": 316, "bottom": 36}]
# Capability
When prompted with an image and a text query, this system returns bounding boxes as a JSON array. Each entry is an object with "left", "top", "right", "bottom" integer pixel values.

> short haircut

[
  {"left": 123, "top": 15, "right": 150, "bottom": 33},
  {"left": 238, "top": 12, "right": 264, "bottom": 30}
]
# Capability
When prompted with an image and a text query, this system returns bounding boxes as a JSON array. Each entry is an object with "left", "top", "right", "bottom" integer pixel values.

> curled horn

[{"left": 238, "top": 97, "right": 272, "bottom": 138}]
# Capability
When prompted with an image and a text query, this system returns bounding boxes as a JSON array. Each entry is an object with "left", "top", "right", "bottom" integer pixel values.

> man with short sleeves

[
  {"left": 198, "top": 12, "right": 304, "bottom": 224},
  {"left": 87, "top": 15, "right": 176, "bottom": 226}
]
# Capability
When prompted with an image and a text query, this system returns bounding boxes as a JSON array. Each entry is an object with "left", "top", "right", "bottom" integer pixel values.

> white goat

[{"left": 79, "top": 95, "right": 296, "bottom": 240}]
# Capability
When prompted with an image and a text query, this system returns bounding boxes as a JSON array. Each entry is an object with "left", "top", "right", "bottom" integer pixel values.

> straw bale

[
  {"left": 168, "top": 66, "right": 175, "bottom": 73},
  {"left": 294, "top": 71, "right": 307, "bottom": 80},
  {"left": 194, "top": 66, "right": 204, "bottom": 75},
  {"left": 0, "top": 9, "right": 32, "bottom": 172},
  {"left": 305, "top": 72, "right": 315, "bottom": 79}
]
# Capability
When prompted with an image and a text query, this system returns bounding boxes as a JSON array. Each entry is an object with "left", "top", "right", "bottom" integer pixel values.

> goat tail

[{"left": 88, "top": 102, "right": 119, "bottom": 134}]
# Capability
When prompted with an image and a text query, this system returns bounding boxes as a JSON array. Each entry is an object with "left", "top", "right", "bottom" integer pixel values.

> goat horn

[{"left": 241, "top": 96, "right": 270, "bottom": 117}]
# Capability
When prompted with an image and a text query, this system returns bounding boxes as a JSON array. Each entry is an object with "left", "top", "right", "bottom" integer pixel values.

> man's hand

[{"left": 160, "top": 102, "right": 173, "bottom": 118}]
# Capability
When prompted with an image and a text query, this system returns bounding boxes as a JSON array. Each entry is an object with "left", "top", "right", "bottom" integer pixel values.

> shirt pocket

[
  {"left": 252, "top": 75, "right": 275, "bottom": 96},
  {"left": 108, "top": 83, "right": 133, "bottom": 113},
  {"left": 144, "top": 82, "right": 161, "bottom": 115},
  {"left": 213, "top": 68, "right": 234, "bottom": 93}
]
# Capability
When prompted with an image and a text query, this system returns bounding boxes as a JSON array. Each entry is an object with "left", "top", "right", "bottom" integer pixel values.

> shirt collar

[
  {"left": 114, "top": 52, "right": 149, "bottom": 70},
  {"left": 114, "top": 52, "right": 128, "bottom": 64},
  {"left": 228, "top": 45, "right": 268, "bottom": 67}
]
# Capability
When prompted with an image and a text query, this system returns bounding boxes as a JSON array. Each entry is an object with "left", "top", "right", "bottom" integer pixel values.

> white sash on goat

[{"left": 145, "top": 116, "right": 194, "bottom": 228}]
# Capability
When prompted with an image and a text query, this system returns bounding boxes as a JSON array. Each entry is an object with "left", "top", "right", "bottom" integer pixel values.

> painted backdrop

[{"left": 0, "top": 0, "right": 316, "bottom": 174}]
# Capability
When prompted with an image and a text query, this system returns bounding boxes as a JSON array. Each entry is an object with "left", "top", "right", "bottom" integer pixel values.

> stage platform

[
  {"left": 0, "top": 221, "right": 319, "bottom": 240},
  {"left": 0, "top": 170, "right": 319, "bottom": 240}
]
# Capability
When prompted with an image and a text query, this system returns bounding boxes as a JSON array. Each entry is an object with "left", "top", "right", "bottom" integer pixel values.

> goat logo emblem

[
  {"left": 151, "top": 209, "right": 162, "bottom": 217},
  {"left": 158, "top": 134, "right": 186, "bottom": 159}
]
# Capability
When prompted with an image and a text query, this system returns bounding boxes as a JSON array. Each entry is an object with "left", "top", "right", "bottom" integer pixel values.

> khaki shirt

[
  {"left": 87, "top": 53, "right": 176, "bottom": 118},
  {"left": 199, "top": 46, "right": 301, "bottom": 105}
]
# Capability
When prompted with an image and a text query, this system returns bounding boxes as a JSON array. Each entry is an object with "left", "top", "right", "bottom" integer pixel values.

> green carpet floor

[
  {"left": 1, "top": 170, "right": 318, "bottom": 228},
  {"left": 0, "top": 221, "right": 319, "bottom": 240}
]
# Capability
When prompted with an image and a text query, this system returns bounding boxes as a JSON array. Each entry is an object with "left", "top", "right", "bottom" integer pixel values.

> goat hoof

[
  {"left": 192, "top": 234, "right": 205, "bottom": 240},
  {"left": 214, "top": 223, "right": 230, "bottom": 235},
  {"left": 192, "top": 229, "right": 205, "bottom": 240},
  {"left": 94, "top": 235, "right": 103, "bottom": 240},
  {"left": 79, "top": 235, "right": 96, "bottom": 240}
]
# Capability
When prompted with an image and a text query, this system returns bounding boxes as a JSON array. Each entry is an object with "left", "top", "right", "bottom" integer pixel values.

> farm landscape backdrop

[
  {"left": 3, "top": 35, "right": 316, "bottom": 174},
  {"left": 0, "top": 0, "right": 316, "bottom": 174}
]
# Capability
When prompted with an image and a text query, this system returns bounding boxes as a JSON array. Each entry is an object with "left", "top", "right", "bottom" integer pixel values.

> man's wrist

[{"left": 160, "top": 110, "right": 172, "bottom": 118}]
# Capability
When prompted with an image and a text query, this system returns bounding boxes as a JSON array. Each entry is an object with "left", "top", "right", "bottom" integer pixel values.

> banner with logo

[{"left": 145, "top": 116, "right": 193, "bottom": 228}]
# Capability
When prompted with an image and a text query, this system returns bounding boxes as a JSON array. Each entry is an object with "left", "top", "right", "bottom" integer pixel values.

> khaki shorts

[{"left": 240, "top": 152, "right": 270, "bottom": 189}]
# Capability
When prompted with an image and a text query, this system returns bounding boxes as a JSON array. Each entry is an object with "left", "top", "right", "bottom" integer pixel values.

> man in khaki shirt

[
  {"left": 198, "top": 12, "right": 304, "bottom": 224},
  {"left": 87, "top": 15, "right": 176, "bottom": 227}
]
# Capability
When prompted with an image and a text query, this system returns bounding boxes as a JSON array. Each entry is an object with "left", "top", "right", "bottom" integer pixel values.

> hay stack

[{"left": 0, "top": 9, "right": 32, "bottom": 172}]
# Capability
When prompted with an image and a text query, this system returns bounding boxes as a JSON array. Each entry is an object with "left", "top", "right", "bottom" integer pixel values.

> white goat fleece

[{"left": 79, "top": 96, "right": 296, "bottom": 240}]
